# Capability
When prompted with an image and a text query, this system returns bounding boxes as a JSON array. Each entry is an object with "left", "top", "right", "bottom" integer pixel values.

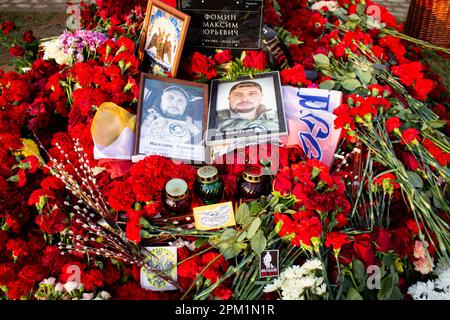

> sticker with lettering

[
  {"left": 260, "top": 249, "right": 279, "bottom": 278},
  {"left": 140, "top": 246, "right": 177, "bottom": 291},
  {"left": 193, "top": 201, "right": 236, "bottom": 230}
]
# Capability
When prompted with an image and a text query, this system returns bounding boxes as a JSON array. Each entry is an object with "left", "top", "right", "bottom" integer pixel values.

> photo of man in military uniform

[
  {"left": 140, "top": 86, "right": 202, "bottom": 145},
  {"left": 216, "top": 81, "right": 279, "bottom": 134}
]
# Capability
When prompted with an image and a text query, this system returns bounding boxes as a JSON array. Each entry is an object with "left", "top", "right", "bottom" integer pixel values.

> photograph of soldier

[
  {"left": 216, "top": 80, "right": 279, "bottom": 133},
  {"left": 134, "top": 74, "right": 208, "bottom": 162},
  {"left": 207, "top": 71, "right": 287, "bottom": 144},
  {"left": 140, "top": 85, "right": 202, "bottom": 145}
]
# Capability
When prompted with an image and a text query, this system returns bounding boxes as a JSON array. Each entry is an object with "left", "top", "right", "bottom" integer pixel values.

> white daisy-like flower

[
  {"left": 82, "top": 293, "right": 94, "bottom": 300},
  {"left": 63, "top": 281, "right": 80, "bottom": 293},
  {"left": 310, "top": 1, "right": 339, "bottom": 12},
  {"left": 40, "top": 277, "right": 56, "bottom": 286},
  {"left": 55, "top": 283, "right": 64, "bottom": 293}
]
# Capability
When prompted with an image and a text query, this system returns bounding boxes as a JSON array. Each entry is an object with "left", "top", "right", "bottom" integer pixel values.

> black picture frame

[
  {"left": 206, "top": 71, "right": 287, "bottom": 145},
  {"left": 133, "top": 73, "right": 209, "bottom": 163}
]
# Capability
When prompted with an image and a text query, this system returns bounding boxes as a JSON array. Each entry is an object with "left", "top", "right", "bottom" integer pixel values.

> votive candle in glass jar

[
  {"left": 195, "top": 166, "right": 223, "bottom": 205},
  {"left": 163, "top": 178, "right": 192, "bottom": 215}
]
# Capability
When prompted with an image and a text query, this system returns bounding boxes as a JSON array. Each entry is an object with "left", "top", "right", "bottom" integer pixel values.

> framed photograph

[
  {"left": 206, "top": 71, "right": 287, "bottom": 145},
  {"left": 133, "top": 73, "right": 208, "bottom": 163},
  {"left": 138, "top": 0, "right": 190, "bottom": 77}
]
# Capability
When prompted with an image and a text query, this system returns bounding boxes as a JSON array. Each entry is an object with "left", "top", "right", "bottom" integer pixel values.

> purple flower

[{"left": 58, "top": 29, "right": 108, "bottom": 62}]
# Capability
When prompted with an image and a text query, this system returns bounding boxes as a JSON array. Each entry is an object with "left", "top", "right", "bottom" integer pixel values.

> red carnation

[
  {"left": 423, "top": 138, "right": 450, "bottom": 166},
  {"left": 401, "top": 128, "right": 421, "bottom": 145},
  {"left": 212, "top": 284, "right": 233, "bottom": 300},
  {"left": 243, "top": 50, "right": 268, "bottom": 71},
  {"left": 0, "top": 263, "right": 17, "bottom": 286},
  {"left": 280, "top": 64, "right": 312, "bottom": 87},
  {"left": 81, "top": 269, "right": 104, "bottom": 291},
  {"left": 213, "top": 50, "right": 233, "bottom": 64},
  {"left": 188, "top": 52, "right": 217, "bottom": 80},
  {"left": 18, "top": 265, "right": 47, "bottom": 283},
  {"left": 6, "top": 238, "right": 28, "bottom": 258},
  {"left": 117, "top": 36, "right": 135, "bottom": 53},
  {"left": 373, "top": 173, "right": 400, "bottom": 190},
  {"left": 385, "top": 116, "right": 402, "bottom": 134},
  {"left": 325, "top": 231, "right": 349, "bottom": 252},
  {"left": 126, "top": 210, "right": 143, "bottom": 244},
  {"left": 6, "top": 279, "right": 34, "bottom": 300},
  {"left": 23, "top": 30, "right": 36, "bottom": 43},
  {"left": 353, "top": 234, "right": 375, "bottom": 267},
  {"left": 372, "top": 227, "right": 393, "bottom": 253},
  {"left": 413, "top": 78, "right": 434, "bottom": 101},
  {"left": 9, "top": 46, "right": 26, "bottom": 57},
  {"left": 35, "top": 208, "right": 70, "bottom": 235},
  {"left": 273, "top": 166, "right": 293, "bottom": 195},
  {"left": 402, "top": 152, "right": 420, "bottom": 171},
  {"left": 1, "top": 20, "right": 16, "bottom": 35}
]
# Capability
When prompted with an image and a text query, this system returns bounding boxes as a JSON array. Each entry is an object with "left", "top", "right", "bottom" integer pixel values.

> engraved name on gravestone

[{"left": 178, "top": 0, "right": 264, "bottom": 49}]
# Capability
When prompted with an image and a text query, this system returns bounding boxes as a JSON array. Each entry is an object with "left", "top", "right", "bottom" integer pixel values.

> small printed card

[
  {"left": 260, "top": 249, "right": 279, "bottom": 278},
  {"left": 193, "top": 201, "right": 236, "bottom": 230},
  {"left": 140, "top": 246, "right": 177, "bottom": 291}
]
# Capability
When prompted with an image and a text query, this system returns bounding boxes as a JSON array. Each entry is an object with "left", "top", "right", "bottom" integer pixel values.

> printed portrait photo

[
  {"left": 139, "top": 0, "right": 190, "bottom": 76},
  {"left": 206, "top": 71, "right": 287, "bottom": 144},
  {"left": 134, "top": 74, "right": 208, "bottom": 163}
]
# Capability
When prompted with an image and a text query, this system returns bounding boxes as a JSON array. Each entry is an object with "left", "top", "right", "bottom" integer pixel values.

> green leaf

[
  {"left": 139, "top": 229, "right": 152, "bottom": 238},
  {"left": 236, "top": 203, "right": 251, "bottom": 225},
  {"left": 377, "top": 274, "right": 395, "bottom": 300},
  {"left": 407, "top": 171, "right": 423, "bottom": 189},
  {"left": 243, "top": 216, "right": 256, "bottom": 228},
  {"left": 319, "top": 80, "right": 336, "bottom": 90},
  {"left": 139, "top": 217, "right": 151, "bottom": 229},
  {"left": 251, "top": 230, "right": 267, "bottom": 255},
  {"left": 313, "top": 54, "right": 330, "bottom": 66},
  {"left": 274, "top": 203, "right": 286, "bottom": 212},
  {"left": 36, "top": 195, "right": 48, "bottom": 213},
  {"left": 220, "top": 229, "right": 238, "bottom": 242},
  {"left": 356, "top": 70, "right": 372, "bottom": 85},
  {"left": 237, "top": 231, "right": 247, "bottom": 242},
  {"left": 356, "top": 3, "right": 366, "bottom": 16},
  {"left": 426, "top": 120, "right": 447, "bottom": 129},
  {"left": 6, "top": 175, "right": 18, "bottom": 183},
  {"left": 194, "top": 238, "right": 209, "bottom": 248},
  {"left": 348, "top": 14, "right": 361, "bottom": 21},
  {"left": 274, "top": 220, "right": 283, "bottom": 234},
  {"left": 222, "top": 245, "right": 242, "bottom": 260},
  {"left": 346, "top": 287, "right": 363, "bottom": 300},
  {"left": 390, "top": 286, "right": 403, "bottom": 300},
  {"left": 249, "top": 201, "right": 261, "bottom": 216},
  {"left": 268, "top": 196, "right": 279, "bottom": 208},
  {"left": 342, "top": 79, "right": 362, "bottom": 91},
  {"left": 352, "top": 260, "right": 366, "bottom": 284},
  {"left": 247, "top": 217, "right": 262, "bottom": 239}
]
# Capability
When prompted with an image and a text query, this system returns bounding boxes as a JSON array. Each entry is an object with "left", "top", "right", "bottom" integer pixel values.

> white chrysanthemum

[
  {"left": 55, "top": 283, "right": 64, "bottom": 293},
  {"left": 301, "top": 259, "right": 323, "bottom": 273},
  {"left": 82, "top": 293, "right": 94, "bottom": 300},
  {"left": 263, "top": 283, "right": 279, "bottom": 293},
  {"left": 316, "top": 282, "right": 327, "bottom": 295},
  {"left": 63, "top": 281, "right": 80, "bottom": 293},
  {"left": 310, "top": 1, "right": 339, "bottom": 12},
  {"left": 435, "top": 269, "right": 450, "bottom": 291},
  {"left": 41, "top": 39, "right": 70, "bottom": 65},
  {"left": 297, "top": 275, "right": 317, "bottom": 289},
  {"left": 99, "top": 291, "right": 112, "bottom": 300},
  {"left": 40, "top": 277, "right": 56, "bottom": 285}
]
